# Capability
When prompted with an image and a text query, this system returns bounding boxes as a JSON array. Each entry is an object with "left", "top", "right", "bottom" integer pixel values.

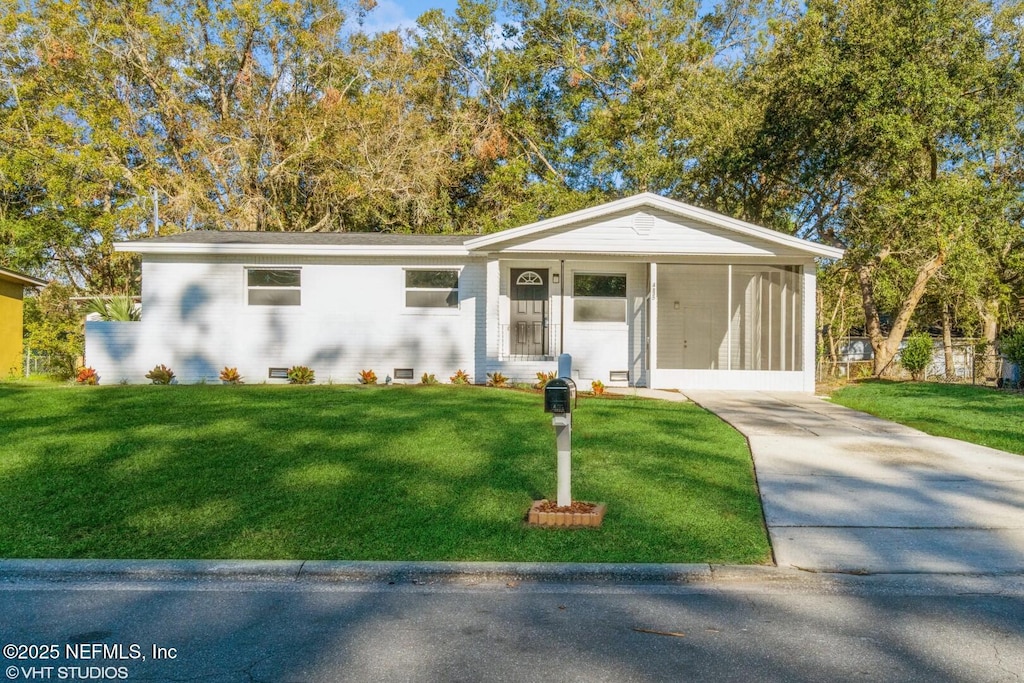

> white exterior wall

[{"left": 88, "top": 256, "right": 484, "bottom": 384}]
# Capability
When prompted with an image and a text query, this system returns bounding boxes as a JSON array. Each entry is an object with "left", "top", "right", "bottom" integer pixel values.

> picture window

[
  {"left": 405, "top": 269, "right": 459, "bottom": 308},
  {"left": 573, "top": 273, "right": 626, "bottom": 322}
]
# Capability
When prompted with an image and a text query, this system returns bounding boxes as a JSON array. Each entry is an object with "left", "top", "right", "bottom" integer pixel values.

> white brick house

[{"left": 86, "top": 193, "right": 843, "bottom": 391}]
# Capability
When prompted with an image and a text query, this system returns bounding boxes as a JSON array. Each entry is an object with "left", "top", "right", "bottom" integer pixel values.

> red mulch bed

[{"left": 534, "top": 500, "right": 597, "bottom": 514}]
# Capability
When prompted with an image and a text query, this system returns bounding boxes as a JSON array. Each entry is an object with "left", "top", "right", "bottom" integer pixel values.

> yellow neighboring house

[{"left": 0, "top": 267, "right": 47, "bottom": 378}]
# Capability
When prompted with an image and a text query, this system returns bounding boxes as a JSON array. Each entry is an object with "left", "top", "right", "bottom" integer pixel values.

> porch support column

[
  {"left": 727, "top": 265, "right": 733, "bottom": 371},
  {"left": 649, "top": 262, "right": 658, "bottom": 389},
  {"left": 802, "top": 261, "right": 817, "bottom": 392},
  {"left": 484, "top": 259, "right": 501, "bottom": 374},
  {"left": 559, "top": 259, "right": 565, "bottom": 355}
]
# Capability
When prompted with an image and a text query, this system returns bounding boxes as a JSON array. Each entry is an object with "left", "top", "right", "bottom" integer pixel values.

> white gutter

[{"left": 113, "top": 242, "right": 473, "bottom": 258}]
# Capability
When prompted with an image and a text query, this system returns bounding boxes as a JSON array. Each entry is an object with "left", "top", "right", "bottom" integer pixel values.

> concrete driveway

[{"left": 686, "top": 391, "right": 1024, "bottom": 574}]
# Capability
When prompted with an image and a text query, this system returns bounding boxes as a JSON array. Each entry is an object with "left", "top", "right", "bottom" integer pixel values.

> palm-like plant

[{"left": 86, "top": 295, "right": 140, "bottom": 321}]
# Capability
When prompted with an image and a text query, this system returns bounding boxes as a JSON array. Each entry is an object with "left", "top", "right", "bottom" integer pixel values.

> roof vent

[{"left": 632, "top": 213, "right": 655, "bottom": 237}]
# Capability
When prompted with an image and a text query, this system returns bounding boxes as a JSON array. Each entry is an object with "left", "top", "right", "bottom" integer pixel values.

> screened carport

[{"left": 651, "top": 263, "right": 810, "bottom": 391}]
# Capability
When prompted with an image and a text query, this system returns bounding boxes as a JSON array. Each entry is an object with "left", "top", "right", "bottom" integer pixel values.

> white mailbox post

[{"left": 543, "top": 354, "right": 575, "bottom": 507}]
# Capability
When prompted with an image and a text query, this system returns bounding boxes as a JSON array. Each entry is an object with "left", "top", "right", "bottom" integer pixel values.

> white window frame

[
  {"left": 404, "top": 268, "right": 461, "bottom": 310},
  {"left": 246, "top": 267, "right": 302, "bottom": 306},
  {"left": 573, "top": 272, "right": 627, "bottom": 323}
]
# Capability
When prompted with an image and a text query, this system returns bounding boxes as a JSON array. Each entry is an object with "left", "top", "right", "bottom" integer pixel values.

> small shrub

[
  {"left": 421, "top": 373, "right": 438, "bottom": 385},
  {"left": 287, "top": 365, "right": 315, "bottom": 384},
  {"left": 450, "top": 369, "right": 470, "bottom": 385},
  {"left": 219, "top": 366, "right": 243, "bottom": 384},
  {"left": 76, "top": 367, "right": 98, "bottom": 385},
  {"left": 486, "top": 372, "right": 509, "bottom": 388},
  {"left": 145, "top": 364, "right": 175, "bottom": 385},
  {"left": 900, "top": 333, "right": 934, "bottom": 381},
  {"left": 852, "top": 362, "right": 874, "bottom": 380},
  {"left": 535, "top": 371, "right": 557, "bottom": 389},
  {"left": 591, "top": 379, "right": 605, "bottom": 395},
  {"left": 358, "top": 369, "right": 377, "bottom": 385},
  {"left": 999, "top": 327, "right": 1024, "bottom": 369}
]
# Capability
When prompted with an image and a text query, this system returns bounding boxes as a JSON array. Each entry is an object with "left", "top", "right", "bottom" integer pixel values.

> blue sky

[
  {"left": 356, "top": 0, "right": 723, "bottom": 34},
  {"left": 356, "top": 0, "right": 463, "bottom": 33}
]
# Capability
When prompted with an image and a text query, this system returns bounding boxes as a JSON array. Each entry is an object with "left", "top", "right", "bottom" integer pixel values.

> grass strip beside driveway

[
  {"left": 830, "top": 381, "right": 1024, "bottom": 456},
  {"left": 0, "top": 384, "right": 770, "bottom": 564}
]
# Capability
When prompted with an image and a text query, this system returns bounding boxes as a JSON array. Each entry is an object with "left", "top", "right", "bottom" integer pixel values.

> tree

[
  {"left": 727, "top": 0, "right": 1024, "bottom": 376},
  {"left": 22, "top": 284, "right": 83, "bottom": 379}
]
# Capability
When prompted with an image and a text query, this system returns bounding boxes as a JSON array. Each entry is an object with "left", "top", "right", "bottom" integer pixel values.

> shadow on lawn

[{"left": 0, "top": 384, "right": 770, "bottom": 563}]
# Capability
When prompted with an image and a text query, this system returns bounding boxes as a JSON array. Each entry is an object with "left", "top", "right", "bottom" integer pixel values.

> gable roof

[
  {"left": 115, "top": 193, "right": 844, "bottom": 260},
  {"left": 0, "top": 267, "right": 47, "bottom": 288},
  {"left": 464, "top": 193, "right": 845, "bottom": 259}
]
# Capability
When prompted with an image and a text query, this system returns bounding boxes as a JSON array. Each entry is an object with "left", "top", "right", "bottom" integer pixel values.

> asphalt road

[{"left": 2, "top": 573, "right": 1022, "bottom": 683}]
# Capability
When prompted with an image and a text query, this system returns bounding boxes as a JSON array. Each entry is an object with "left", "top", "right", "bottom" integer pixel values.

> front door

[
  {"left": 680, "top": 304, "right": 716, "bottom": 369},
  {"left": 510, "top": 269, "right": 548, "bottom": 356}
]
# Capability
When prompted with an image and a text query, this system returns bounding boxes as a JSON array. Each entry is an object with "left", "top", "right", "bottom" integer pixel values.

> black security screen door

[{"left": 510, "top": 269, "right": 549, "bottom": 356}]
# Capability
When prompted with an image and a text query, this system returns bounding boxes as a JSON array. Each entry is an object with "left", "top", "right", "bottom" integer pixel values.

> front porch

[
  {"left": 486, "top": 258, "right": 645, "bottom": 388},
  {"left": 482, "top": 258, "right": 816, "bottom": 393}
]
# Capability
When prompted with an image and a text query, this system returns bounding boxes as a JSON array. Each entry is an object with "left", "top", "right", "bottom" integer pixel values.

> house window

[
  {"left": 248, "top": 268, "right": 301, "bottom": 306},
  {"left": 574, "top": 273, "right": 626, "bottom": 322},
  {"left": 516, "top": 271, "right": 544, "bottom": 286},
  {"left": 405, "top": 269, "right": 459, "bottom": 308}
]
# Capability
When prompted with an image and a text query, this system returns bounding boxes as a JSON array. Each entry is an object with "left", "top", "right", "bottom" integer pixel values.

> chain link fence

[
  {"left": 818, "top": 337, "right": 1010, "bottom": 386},
  {"left": 22, "top": 349, "right": 59, "bottom": 378}
]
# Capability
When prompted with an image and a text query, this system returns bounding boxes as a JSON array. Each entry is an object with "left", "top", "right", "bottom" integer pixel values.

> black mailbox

[{"left": 544, "top": 378, "right": 572, "bottom": 414}]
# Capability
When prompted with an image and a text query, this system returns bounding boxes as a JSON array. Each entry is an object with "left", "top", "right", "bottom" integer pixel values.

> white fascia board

[
  {"left": 0, "top": 268, "right": 47, "bottom": 288},
  {"left": 113, "top": 242, "right": 472, "bottom": 258},
  {"left": 465, "top": 192, "right": 846, "bottom": 260},
  {"left": 479, "top": 250, "right": 818, "bottom": 263}
]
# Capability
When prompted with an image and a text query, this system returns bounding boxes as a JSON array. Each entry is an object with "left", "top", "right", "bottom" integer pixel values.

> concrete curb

[{"left": 0, "top": 559, "right": 792, "bottom": 584}]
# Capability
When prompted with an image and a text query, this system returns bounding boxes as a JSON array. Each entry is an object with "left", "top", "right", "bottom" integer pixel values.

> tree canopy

[{"left": 2, "top": 0, "right": 1022, "bottom": 375}]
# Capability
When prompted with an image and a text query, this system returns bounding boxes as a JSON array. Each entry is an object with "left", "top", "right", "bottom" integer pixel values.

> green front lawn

[
  {"left": 0, "top": 384, "right": 770, "bottom": 563},
  {"left": 830, "top": 381, "right": 1024, "bottom": 455}
]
